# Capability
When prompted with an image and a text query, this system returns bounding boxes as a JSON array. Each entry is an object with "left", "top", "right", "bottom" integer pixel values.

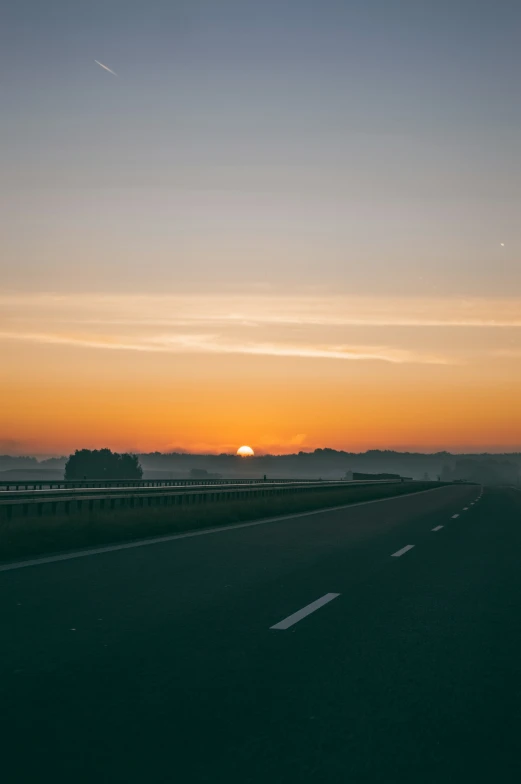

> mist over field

[{"left": 1, "top": 450, "right": 519, "bottom": 485}]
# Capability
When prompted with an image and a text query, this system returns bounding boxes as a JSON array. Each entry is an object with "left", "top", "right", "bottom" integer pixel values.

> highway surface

[{"left": 2, "top": 484, "right": 521, "bottom": 782}]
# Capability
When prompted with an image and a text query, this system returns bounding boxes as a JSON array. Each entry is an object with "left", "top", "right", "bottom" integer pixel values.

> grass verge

[{"left": 0, "top": 482, "right": 444, "bottom": 563}]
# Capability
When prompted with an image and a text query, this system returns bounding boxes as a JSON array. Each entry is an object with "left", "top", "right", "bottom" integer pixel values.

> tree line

[{"left": 64, "top": 449, "right": 143, "bottom": 480}]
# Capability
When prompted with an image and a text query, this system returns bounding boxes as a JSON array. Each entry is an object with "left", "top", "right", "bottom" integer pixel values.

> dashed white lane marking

[
  {"left": 463, "top": 507, "right": 469, "bottom": 511},
  {"left": 270, "top": 593, "right": 341, "bottom": 630},
  {"left": 452, "top": 514, "right": 460, "bottom": 519},
  {"left": 391, "top": 545, "right": 415, "bottom": 558},
  {"left": 432, "top": 526, "right": 444, "bottom": 532}
]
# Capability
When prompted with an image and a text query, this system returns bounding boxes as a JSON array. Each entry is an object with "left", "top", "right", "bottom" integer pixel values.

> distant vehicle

[
  {"left": 345, "top": 471, "right": 404, "bottom": 481},
  {"left": 189, "top": 468, "right": 222, "bottom": 480}
]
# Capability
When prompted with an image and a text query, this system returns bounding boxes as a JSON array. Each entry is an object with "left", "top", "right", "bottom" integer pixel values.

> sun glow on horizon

[{"left": 237, "top": 445, "right": 255, "bottom": 457}]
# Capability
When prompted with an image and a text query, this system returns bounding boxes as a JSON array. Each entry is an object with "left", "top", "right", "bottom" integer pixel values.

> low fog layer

[{"left": 1, "top": 451, "right": 519, "bottom": 486}]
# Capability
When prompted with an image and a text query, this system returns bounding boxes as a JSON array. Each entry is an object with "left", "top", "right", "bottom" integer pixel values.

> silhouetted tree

[{"left": 65, "top": 449, "right": 143, "bottom": 480}]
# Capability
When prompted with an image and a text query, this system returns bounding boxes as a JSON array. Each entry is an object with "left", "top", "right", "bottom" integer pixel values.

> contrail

[{"left": 94, "top": 60, "right": 118, "bottom": 77}]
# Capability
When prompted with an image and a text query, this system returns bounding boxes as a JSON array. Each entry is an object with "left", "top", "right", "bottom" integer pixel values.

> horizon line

[{"left": 3, "top": 447, "right": 521, "bottom": 462}]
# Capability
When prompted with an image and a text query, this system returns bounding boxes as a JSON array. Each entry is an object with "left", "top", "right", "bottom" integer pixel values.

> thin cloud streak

[
  {"left": 0, "top": 331, "right": 451, "bottom": 365},
  {"left": 3, "top": 293, "right": 521, "bottom": 328},
  {"left": 152, "top": 334, "right": 452, "bottom": 364},
  {"left": 94, "top": 60, "right": 118, "bottom": 77}
]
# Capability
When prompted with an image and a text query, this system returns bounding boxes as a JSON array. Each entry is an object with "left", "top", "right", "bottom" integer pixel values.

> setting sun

[{"left": 237, "top": 445, "right": 255, "bottom": 457}]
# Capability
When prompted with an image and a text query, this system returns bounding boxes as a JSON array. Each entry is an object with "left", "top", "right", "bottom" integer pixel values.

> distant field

[
  {"left": 0, "top": 481, "right": 445, "bottom": 563},
  {"left": 0, "top": 469, "right": 65, "bottom": 481}
]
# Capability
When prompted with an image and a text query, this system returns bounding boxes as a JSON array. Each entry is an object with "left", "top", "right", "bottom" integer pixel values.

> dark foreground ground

[{"left": 1, "top": 484, "right": 521, "bottom": 783}]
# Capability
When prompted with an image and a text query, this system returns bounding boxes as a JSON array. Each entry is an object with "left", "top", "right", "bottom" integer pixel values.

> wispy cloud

[
  {"left": 2, "top": 292, "right": 520, "bottom": 367},
  {"left": 0, "top": 330, "right": 451, "bottom": 364},
  {"left": 2, "top": 293, "right": 521, "bottom": 328},
  {"left": 94, "top": 60, "right": 118, "bottom": 77}
]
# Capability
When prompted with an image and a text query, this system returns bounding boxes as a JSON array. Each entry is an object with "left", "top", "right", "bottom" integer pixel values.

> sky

[{"left": 1, "top": 0, "right": 521, "bottom": 456}]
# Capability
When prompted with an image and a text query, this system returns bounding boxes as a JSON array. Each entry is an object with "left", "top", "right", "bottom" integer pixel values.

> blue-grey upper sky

[{"left": 2, "top": 0, "right": 521, "bottom": 295}]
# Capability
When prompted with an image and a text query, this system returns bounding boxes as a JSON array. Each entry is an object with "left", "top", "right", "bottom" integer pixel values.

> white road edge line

[
  {"left": 432, "top": 525, "right": 444, "bottom": 531},
  {"left": 270, "top": 593, "right": 340, "bottom": 630},
  {"left": 391, "top": 545, "right": 415, "bottom": 557},
  {"left": 0, "top": 485, "right": 451, "bottom": 574},
  {"left": 451, "top": 514, "right": 460, "bottom": 519}
]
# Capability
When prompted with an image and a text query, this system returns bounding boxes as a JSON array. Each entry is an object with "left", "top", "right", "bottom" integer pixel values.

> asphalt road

[{"left": 2, "top": 484, "right": 521, "bottom": 783}]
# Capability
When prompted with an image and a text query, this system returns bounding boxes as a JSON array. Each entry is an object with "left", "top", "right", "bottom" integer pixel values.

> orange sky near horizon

[{"left": 2, "top": 293, "right": 521, "bottom": 456}]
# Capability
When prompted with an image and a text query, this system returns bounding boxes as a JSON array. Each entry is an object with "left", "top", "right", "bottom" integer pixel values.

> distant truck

[{"left": 189, "top": 468, "right": 223, "bottom": 480}]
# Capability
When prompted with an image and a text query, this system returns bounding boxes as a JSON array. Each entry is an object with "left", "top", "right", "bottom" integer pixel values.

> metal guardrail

[
  {"left": 0, "top": 477, "right": 325, "bottom": 492},
  {"left": 0, "top": 479, "right": 408, "bottom": 521}
]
